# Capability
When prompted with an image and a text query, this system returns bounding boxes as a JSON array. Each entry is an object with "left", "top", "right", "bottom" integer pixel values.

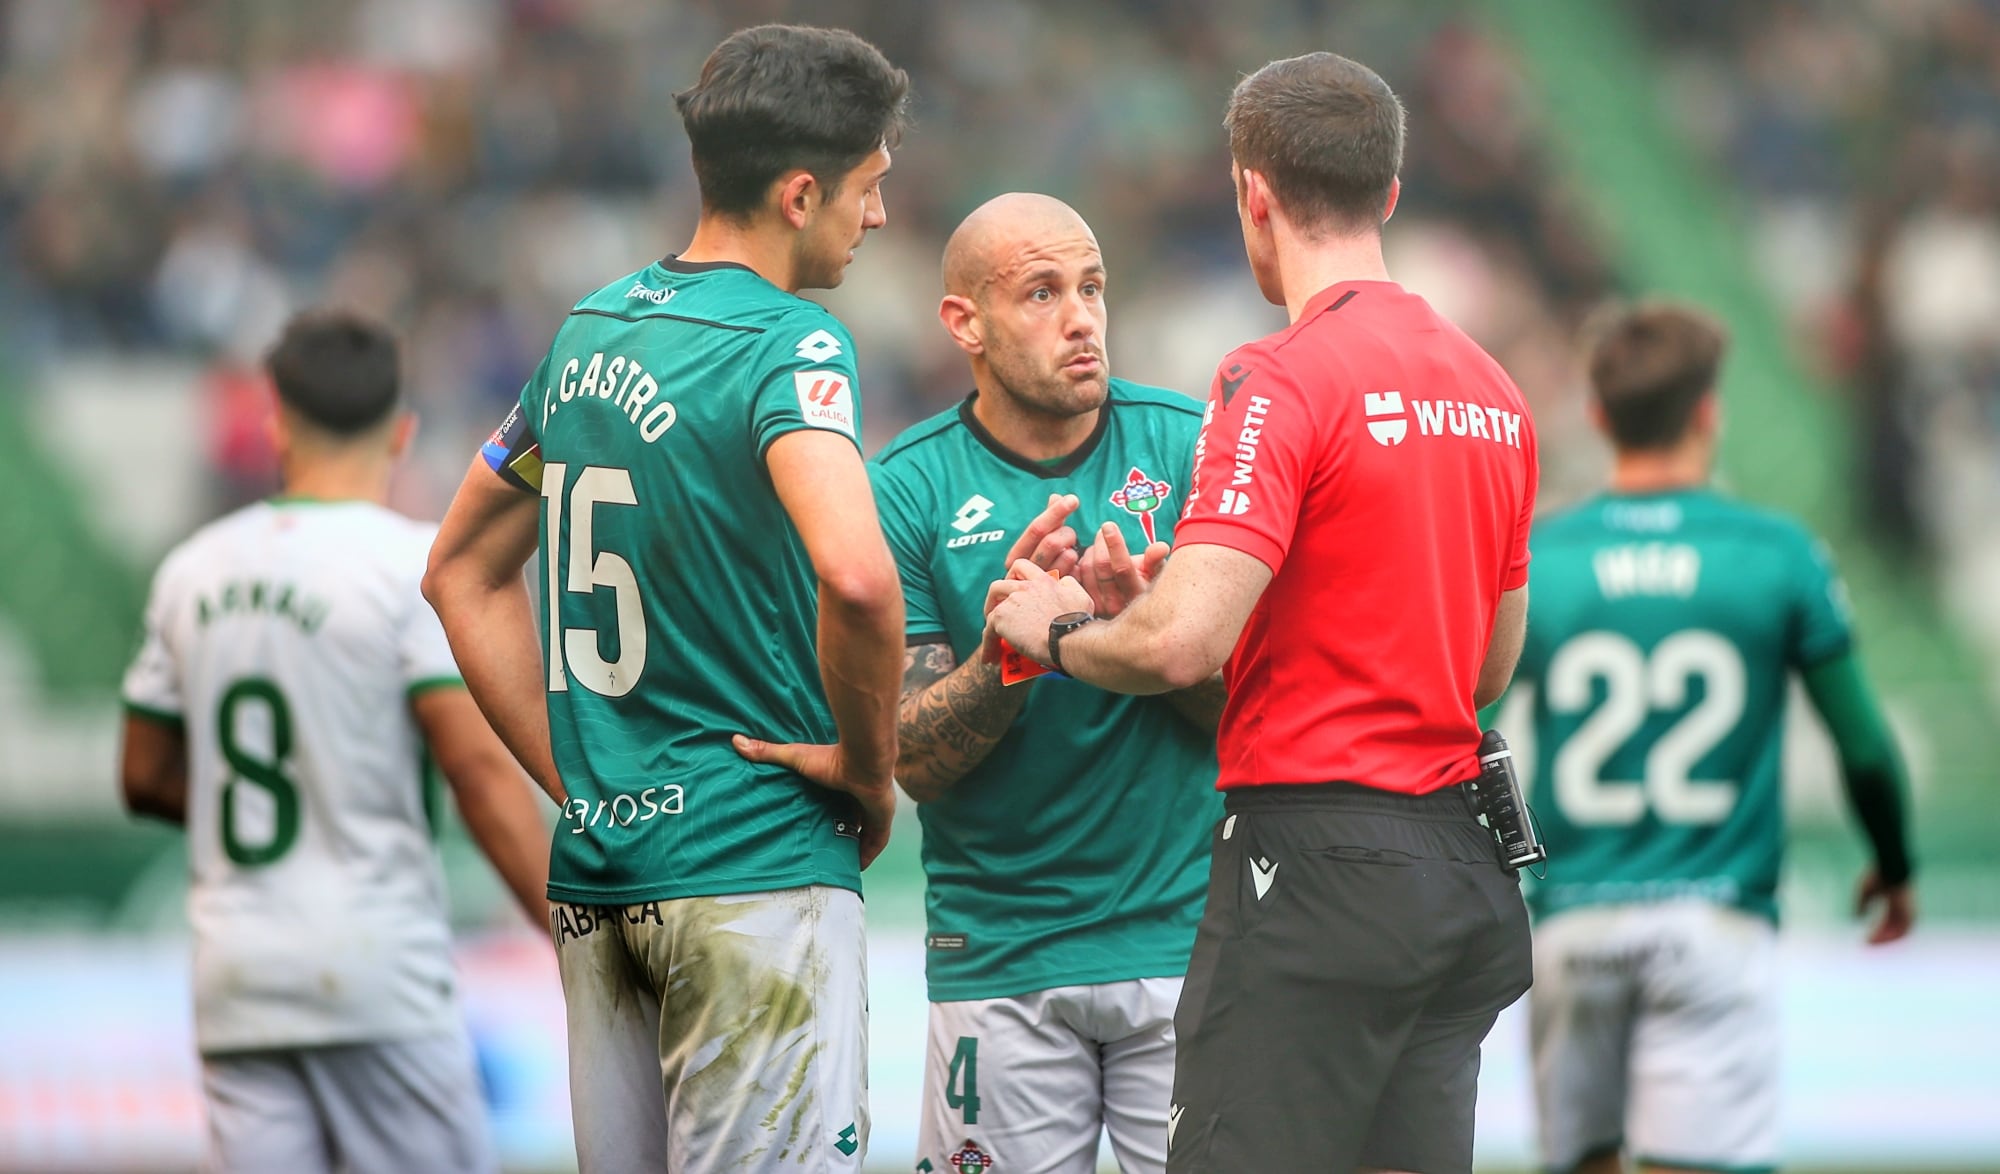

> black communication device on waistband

[{"left": 1465, "top": 729, "right": 1548, "bottom": 873}]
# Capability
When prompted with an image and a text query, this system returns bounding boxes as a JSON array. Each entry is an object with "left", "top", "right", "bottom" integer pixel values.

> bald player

[{"left": 868, "top": 193, "right": 1223, "bottom": 1174}]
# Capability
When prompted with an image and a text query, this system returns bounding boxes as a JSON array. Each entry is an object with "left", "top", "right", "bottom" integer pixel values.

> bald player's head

[
  {"left": 942, "top": 193, "right": 1099, "bottom": 301},
  {"left": 938, "top": 192, "right": 1110, "bottom": 421}
]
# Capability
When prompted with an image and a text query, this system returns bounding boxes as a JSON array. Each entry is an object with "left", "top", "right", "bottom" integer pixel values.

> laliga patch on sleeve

[{"left": 794, "top": 370, "right": 856, "bottom": 436}]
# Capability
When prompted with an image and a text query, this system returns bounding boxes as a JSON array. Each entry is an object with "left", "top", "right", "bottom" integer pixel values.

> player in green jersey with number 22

[
  {"left": 424, "top": 25, "right": 910, "bottom": 1174},
  {"left": 1508, "top": 302, "right": 1916, "bottom": 1174}
]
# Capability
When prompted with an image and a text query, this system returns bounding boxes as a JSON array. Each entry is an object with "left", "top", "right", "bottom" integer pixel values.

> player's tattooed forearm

[
  {"left": 897, "top": 644, "right": 1023, "bottom": 801},
  {"left": 899, "top": 641, "right": 957, "bottom": 705}
]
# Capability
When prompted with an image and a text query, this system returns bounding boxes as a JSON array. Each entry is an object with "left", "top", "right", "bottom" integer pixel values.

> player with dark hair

[
  {"left": 871, "top": 192, "right": 1221, "bottom": 1174},
  {"left": 990, "top": 51, "right": 1538, "bottom": 1173},
  {"left": 1514, "top": 300, "right": 1916, "bottom": 1174},
  {"left": 423, "top": 23, "right": 910, "bottom": 1172},
  {"left": 119, "top": 309, "right": 551, "bottom": 1174}
]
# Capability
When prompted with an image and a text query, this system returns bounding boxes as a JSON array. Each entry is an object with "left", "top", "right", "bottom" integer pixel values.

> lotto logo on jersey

[
  {"left": 795, "top": 371, "right": 856, "bottom": 436},
  {"left": 795, "top": 328, "right": 844, "bottom": 362},
  {"left": 951, "top": 494, "right": 995, "bottom": 533},
  {"left": 947, "top": 493, "right": 1006, "bottom": 549}
]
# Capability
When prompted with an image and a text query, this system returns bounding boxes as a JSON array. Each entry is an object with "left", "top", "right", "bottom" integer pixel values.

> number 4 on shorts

[{"left": 945, "top": 1035, "right": 980, "bottom": 1124}]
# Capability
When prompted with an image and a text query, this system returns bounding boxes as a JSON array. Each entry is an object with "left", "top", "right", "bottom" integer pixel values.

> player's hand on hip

[
  {"left": 730, "top": 735, "right": 895, "bottom": 869},
  {"left": 1855, "top": 867, "right": 1915, "bottom": 945},
  {"left": 1077, "top": 521, "right": 1170, "bottom": 618},
  {"left": 985, "top": 560, "right": 1093, "bottom": 664},
  {"left": 1001, "top": 492, "right": 1082, "bottom": 581}
]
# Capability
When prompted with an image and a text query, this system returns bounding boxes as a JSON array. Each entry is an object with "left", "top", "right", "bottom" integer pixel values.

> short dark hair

[
  {"left": 1587, "top": 301, "right": 1730, "bottom": 451},
  {"left": 674, "top": 25, "right": 910, "bottom": 218},
  {"left": 265, "top": 310, "right": 400, "bottom": 436},
  {"left": 1225, "top": 52, "right": 1405, "bottom": 236}
]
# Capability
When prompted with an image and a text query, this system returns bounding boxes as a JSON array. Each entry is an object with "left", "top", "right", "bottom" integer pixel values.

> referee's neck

[{"left": 1272, "top": 232, "right": 1391, "bottom": 323}]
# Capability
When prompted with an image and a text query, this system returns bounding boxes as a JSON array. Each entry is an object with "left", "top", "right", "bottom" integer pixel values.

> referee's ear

[{"left": 939, "top": 294, "right": 984, "bottom": 356}]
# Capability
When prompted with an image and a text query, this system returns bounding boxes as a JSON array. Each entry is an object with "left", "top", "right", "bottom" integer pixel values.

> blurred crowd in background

[
  {"left": 4, "top": 0, "right": 1998, "bottom": 560},
  {"left": 0, "top": 0, "right": 1612, "bottom": 512},
  {"left": 1635, "top": 0, "right": 2000, "bottom": 559}
]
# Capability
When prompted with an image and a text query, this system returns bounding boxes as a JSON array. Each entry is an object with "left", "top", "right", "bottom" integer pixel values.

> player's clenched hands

[
  {"left": 986, "top": 559, "right": 1093, "bottom": 665},
  {"left": 730, "top": 736, "right": 895, "bottom": 869},
  {"left": 977, "top": 493, "right": 1081, "bottom": 660},
  {"left": 1855, "top": 868, "right": 1915, "bottom": 945},
  {"left": 1076, "top": 521, "right": 1170, "bottom": 618}
]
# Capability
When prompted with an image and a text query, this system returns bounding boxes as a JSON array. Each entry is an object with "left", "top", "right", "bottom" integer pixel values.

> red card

[{"left": 998, "top": 639, "right": 1056, "bottom": 686}]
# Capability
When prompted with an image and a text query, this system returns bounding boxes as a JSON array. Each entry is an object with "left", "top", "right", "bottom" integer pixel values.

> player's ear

[
  {"left": 1382, "top": 176, "right": 1401, "bottom": 224},
  {"left": 1584, "top": 396, "right": 1608, "bottom": 438},
  {"left": 387, "top": 410, "right": 418, "bottom": 459},
  {"left": 938, "top": 294, "right": 984, "bottom": 356},
  {"left": 267, "top": 403, "right": 291, "bottom": 461},
  {"left": 1692, "top": 391, "right": 1720, "bottom": 439},
  {"left": 1238, "top": 165, "right": 1272, "bottom": 228},
  {"left": 775, "top": 170, "right": 818, "bottom": 231}
]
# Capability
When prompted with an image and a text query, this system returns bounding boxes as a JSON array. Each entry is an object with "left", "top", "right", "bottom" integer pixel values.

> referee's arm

[
  {"left": 992, "top": 542, "right": 1272, "bottom": 695},
  {"left": 1475, "top": 587, "right": 1528, "bottom": 710}
]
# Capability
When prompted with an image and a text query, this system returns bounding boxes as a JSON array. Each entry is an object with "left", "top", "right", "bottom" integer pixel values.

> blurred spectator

[
  {"left": 1638, "top": 0, "right": 2000, "bottom": 561},
  {"left": 0, "top": 0, "right": 1610, "bottom": 518}
]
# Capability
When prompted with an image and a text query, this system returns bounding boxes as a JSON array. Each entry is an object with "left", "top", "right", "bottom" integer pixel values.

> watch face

[{"left": 1052, "top": 611, "right": 1093, "bottom": 631}]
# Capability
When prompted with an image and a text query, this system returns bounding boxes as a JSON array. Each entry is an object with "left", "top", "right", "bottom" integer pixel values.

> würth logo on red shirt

[
  {"left": 1363, "top": 391, "right": 1523, "bottom": 450},
  {"left": 1230, "top": 395, "right": 1273, "bottom": 487},
  {"left": 1364, "top": 391, "right": 1407, "bottom": 445}
]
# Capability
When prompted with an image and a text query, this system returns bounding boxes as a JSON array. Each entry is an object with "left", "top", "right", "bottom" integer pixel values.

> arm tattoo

[
  {"left": 896, "top": 641, "right": 1029, "bottom": 803},
  {"left": 1165, "top": 672, "right": 1228, "bottom": 735}
]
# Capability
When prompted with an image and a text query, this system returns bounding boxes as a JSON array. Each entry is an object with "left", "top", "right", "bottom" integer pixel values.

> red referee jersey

[{"left": 1175, "top": 280, "right": 1538, "bottom": 794}]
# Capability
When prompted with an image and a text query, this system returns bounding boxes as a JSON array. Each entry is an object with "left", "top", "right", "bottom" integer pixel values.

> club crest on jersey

[
  {"left": 947, "top": 1140, "right": 993, "bottom": 1173},
  {"left": 1109, "top": 466, "right": 1172, "bottom": 544}
]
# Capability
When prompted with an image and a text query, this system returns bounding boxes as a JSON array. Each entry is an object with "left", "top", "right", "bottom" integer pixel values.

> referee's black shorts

[{"left": 1167, "top": 781, "right": 1533, "bottom": 1174}]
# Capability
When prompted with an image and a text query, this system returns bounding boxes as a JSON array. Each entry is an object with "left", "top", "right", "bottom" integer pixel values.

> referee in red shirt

[{"left": 988, "top": 52, "right": 1537, "bottom": 1173}]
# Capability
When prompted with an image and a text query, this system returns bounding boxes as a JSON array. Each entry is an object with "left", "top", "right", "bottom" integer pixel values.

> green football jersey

[
  {"left": 870, "top": 379, "right": 1223, "bottom": 1002},
  {"left": 1513, "top": 488, "right": 1854, "bottom": 922},
  {"left": 499, "top": 257, "right": 871, "bottom": 905}
]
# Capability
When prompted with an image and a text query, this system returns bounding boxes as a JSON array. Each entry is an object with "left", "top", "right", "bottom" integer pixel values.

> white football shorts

[
  {"left": 553, "top": 885, "right": 868, "bottom": 1174},
  {"left": 918, "top": 976, "right": 1181, "bottom": 1174},
  {"left": 1531, "top": 900, "right": 1780, "bottom": 1173}
]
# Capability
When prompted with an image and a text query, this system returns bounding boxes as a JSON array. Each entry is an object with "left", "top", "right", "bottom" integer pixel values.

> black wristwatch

[{"left": 1046, "top": 611, "right": 1095, "bottom": 676}]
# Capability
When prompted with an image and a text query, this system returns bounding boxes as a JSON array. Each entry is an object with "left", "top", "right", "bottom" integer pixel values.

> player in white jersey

[{"left": 118, "top": 310, "right": 554, "bottom": 1174}]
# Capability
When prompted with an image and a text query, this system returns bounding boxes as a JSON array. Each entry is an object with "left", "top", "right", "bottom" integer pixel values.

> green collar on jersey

[
  {"left": 957, "top": 391, "right": 1111, "bottom": 479},
  {"left": 659, "top": 253, "right": 759, "bottom": 277},
  {"left": 266, "top": 495, "right": 365, "bottom": 507}
]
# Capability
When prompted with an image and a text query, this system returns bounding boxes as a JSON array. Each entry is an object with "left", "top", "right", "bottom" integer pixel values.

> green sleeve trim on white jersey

[
  {"left": 405, "top": 676, "right": 466, "bottom": 700},
  {"left": 120, "top": 699, "right": 184, "bottom": 726}
]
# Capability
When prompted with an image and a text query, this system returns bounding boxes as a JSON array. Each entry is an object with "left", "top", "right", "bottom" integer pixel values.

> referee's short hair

[
  {"left": 265, "top": 309, "right": 401, "bottom": 436},
  {"left": 1587, "top": 301, "right": 1731, "bottom": 452},
  {"left": 1225, "top": 52, "right": 1406, "bottom": 237},
  {"left": 675, "top": 25, "right": 910, "bottom": 219}
]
